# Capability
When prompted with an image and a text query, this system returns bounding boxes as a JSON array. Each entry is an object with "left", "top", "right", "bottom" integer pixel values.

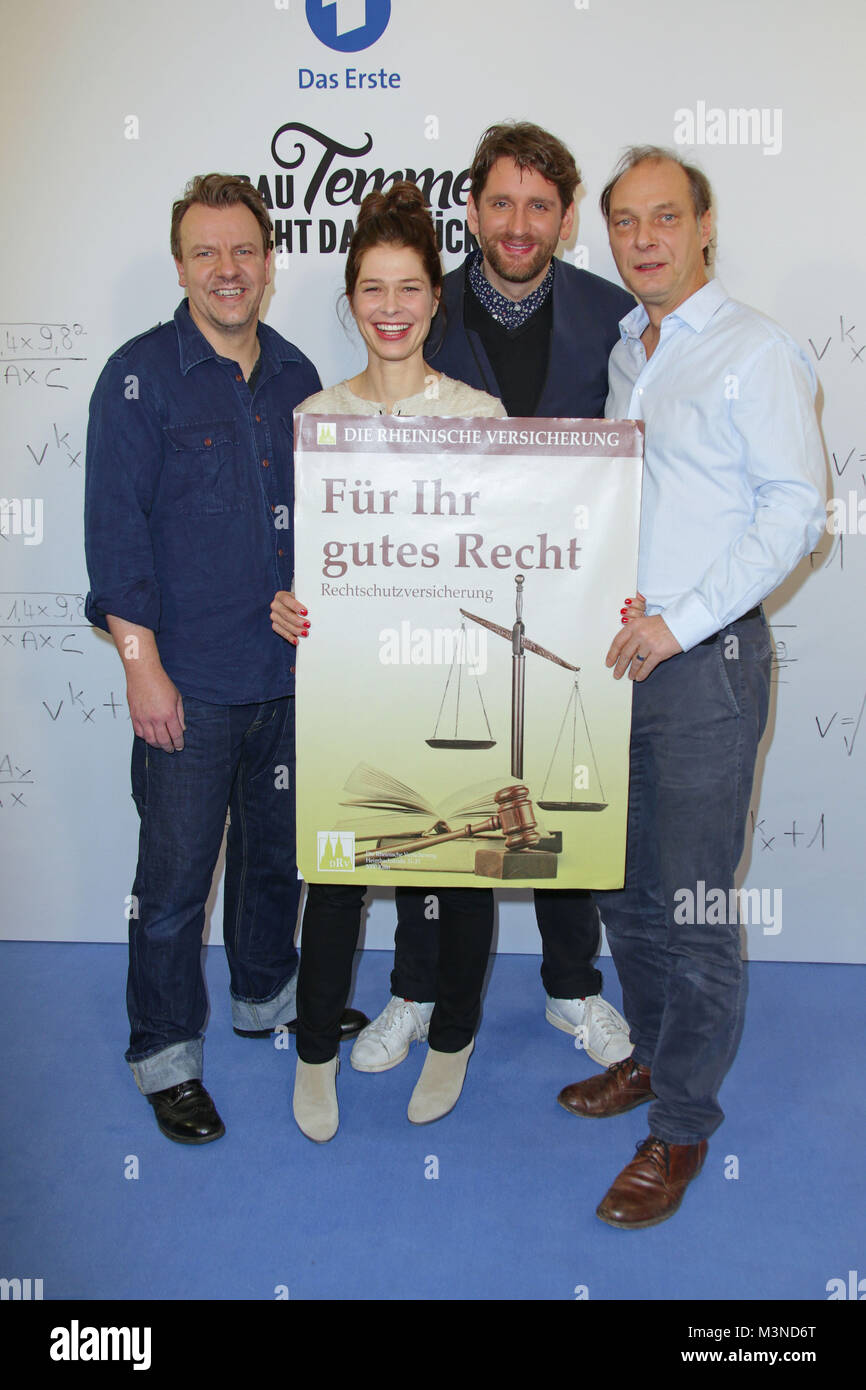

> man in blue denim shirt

[{"left": 85, "top": 174, "right": 356, "bottom": 1144}]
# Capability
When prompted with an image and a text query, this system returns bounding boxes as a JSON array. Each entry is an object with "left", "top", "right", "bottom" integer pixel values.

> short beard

[{"left": 480, "top": 236, "right": 553, "bottom": 287}]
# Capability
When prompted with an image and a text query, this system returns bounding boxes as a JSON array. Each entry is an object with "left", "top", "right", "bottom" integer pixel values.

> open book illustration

[
  {"left": 335, "top": 763, "right": 561, "bottom": 877},
  {"left": 337, "top": 763, "right": 514, "bottom": 837}
]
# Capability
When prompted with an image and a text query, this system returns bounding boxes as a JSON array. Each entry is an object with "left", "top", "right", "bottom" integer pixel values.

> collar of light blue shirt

[{"left": 618, "top": 278, "right": 729, "bottom": 343}]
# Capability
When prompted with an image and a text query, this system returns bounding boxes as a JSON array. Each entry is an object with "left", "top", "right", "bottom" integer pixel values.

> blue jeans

[
  {"left": 126, "top": 695, "right": 300, "bottom": 1093},
  {"left": 594, "top": 614, "right": 772, "bottom": 1144}
]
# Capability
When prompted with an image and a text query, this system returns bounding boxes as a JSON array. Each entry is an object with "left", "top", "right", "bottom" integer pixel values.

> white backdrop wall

[{"left": 1, "top": 0, "right": 863, "bottom": 962}]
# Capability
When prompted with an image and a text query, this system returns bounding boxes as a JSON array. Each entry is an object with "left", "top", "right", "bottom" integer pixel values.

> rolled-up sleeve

[{"left": 84, "top": 356, "right": 163, "bottom": 633}]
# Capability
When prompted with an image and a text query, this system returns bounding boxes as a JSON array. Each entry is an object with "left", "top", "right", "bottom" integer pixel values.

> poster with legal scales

[{"left": 294, "top": 415, "right": 643, "bottom": 889}]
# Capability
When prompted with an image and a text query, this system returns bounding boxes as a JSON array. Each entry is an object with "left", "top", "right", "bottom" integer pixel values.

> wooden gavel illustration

[{"left": 355, "top": 784, "right": 539, "bottom": 867}]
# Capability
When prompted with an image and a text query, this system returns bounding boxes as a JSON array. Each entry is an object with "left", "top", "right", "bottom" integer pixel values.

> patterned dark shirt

[{"left": 467, "top": 248, "right": 554, "bottom": 329}]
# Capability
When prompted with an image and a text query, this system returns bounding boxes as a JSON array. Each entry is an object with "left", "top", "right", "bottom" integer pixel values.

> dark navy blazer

[{"left": 427, "top": 254, "right": 634, "bottom": 418}]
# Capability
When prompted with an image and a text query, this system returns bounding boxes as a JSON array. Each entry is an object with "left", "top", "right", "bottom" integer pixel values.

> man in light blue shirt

[{"left": 557, "top": 147, "right": 825, "bottom": 1229}]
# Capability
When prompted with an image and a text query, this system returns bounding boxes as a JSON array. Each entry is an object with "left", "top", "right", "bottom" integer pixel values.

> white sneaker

[
  {"left": 350, "top": 996, "right": 434, "bottom": 1073},
  {"left": 545, "top": 994, "right": 633, "bottom": 1066}
]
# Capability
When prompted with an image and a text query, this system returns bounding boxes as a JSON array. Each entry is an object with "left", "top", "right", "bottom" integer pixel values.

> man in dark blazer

[{"left": 350, "top": 122, "right": 638, "bottom": 1078}]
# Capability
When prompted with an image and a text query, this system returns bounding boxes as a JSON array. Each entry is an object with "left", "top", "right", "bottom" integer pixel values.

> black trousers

[
  {"left": 392, "top": 887, "right": 602, "bottom": 1001},
  {"left": 296, "top": 884, "right": 494, "bottom": 1063}
]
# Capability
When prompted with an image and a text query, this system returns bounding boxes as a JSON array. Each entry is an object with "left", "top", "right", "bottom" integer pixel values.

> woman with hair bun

[
  {"left": 271, "top": 182, "right": 506, "bottom": 1142},
  {"left": 301, "top": 181, "right": 505, "bottom": 422}
]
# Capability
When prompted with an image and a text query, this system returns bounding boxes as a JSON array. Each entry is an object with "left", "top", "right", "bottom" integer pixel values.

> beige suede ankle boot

[
  {"left": 408, "top": 1040, "right": 474, "bottom": 1124},
  {"left": 293, "top": 1056, "right": 339, "bottom": 1142}
]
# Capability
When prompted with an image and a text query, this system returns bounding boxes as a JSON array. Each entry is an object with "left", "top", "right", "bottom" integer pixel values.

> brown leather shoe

[
  {"left": 596, "top": 1135, "right": 708, "bottom": 1229},
  {"left": 557, "top": 1057, "right": 654, "bottom": 1118}
]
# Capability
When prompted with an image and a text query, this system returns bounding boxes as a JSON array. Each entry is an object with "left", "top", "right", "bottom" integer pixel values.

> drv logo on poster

[{"left": 306, "top": 0, "right": 391, "bottom": 51}]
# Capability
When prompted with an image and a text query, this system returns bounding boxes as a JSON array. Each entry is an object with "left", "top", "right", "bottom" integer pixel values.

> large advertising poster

[{"left": 295, "top": 415, "right": 643, "bottom": 889}]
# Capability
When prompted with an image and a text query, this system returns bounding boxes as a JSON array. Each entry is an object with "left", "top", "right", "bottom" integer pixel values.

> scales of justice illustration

[{"left": 344, "top": 575, "right": 608, "bottom": 880}]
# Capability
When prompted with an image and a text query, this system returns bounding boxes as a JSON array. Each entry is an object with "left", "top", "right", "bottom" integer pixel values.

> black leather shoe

[
  {"left": 234, "top": 1007, "right": 369, "bottom": 1041},
  {"left": 146, "top": 1079, "right": 225, "bottom": 1144}
]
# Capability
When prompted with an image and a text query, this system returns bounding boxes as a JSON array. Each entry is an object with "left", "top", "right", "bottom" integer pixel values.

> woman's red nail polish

[
  {"left": 624, "top": 598, "right": 632, "bottom": 605},
  {"left": 303, "top": 622, "right": 311, "bottom": 629},
  {"left": 299, "top": 608, "right": 308, "bottom": 616}
]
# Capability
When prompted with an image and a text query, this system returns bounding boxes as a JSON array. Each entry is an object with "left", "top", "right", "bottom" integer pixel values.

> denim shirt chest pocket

[{"left": 162, "top": 419, "right": 248, "bottom": 516}]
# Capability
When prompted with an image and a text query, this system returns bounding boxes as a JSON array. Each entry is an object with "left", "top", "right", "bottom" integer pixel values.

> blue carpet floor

[{"left": 0, "top": 943, "right": 863, "bottom": 1302}]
